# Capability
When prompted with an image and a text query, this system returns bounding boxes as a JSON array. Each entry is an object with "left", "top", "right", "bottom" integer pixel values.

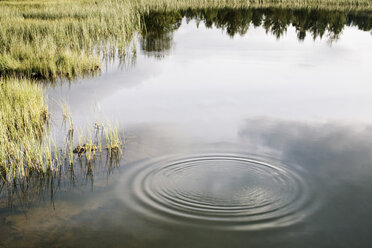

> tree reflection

[
  {"left": 141, "top": 7, "right": 372, "bottom": 56},
  {"left": 140, "top": 11, "right": 182, "bottom": 58}
]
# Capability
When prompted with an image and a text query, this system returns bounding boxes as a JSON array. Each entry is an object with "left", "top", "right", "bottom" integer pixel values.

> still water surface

[{"left": 1, "top": 8, "right": 372, "bottom": 247}]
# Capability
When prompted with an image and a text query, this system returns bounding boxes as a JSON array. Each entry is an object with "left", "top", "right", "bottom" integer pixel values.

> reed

[
  {"left": 0, "top": 79, "right": 122, "bottom": 182},
  {"left": 0, "top": 78, "right": 49, "bottom": 181},
  {"left": 0, "top": 0, "right": 140, "bottom": 80},
  {"left": 1, "top": 0, "right": 371, "bottom": 80},
  {"left": 105, "top": 125, "right": 123, "bottom": 158}
]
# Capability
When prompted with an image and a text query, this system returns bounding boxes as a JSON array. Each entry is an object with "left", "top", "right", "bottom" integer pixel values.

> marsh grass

[
  {"left": 0, "top": 0, "right": 141, "bottom": 80},
  {"left": 105, "top": 125, "right": 123, "bottom": 158},
  {"left": 1, "top": 0, "right": 371, "bottom": 80},
  {"left": 0, "top": 80, "right": 123, "bottom": 183},
  {"left": 72, "top": 123, "right": 123, "bottom": 160},
  {"left": 0, "top": 78, "right": 49, "bottom": 181}
]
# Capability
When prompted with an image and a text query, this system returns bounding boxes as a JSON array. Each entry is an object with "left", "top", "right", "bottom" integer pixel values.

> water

[
  {"left": 1, "top": 7, "right": 372, "bottom": 247},
  {"left": 121, "top": 154, "right": 314, "bottom": 230}
]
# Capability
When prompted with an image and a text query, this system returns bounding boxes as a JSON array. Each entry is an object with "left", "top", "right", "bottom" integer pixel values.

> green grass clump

[
  {"left": 72, "top": 123, "right": 123, "bottom": 162},
  {"left": 106, "top": 125, "right": 122, "bottom": 156},
  {"left": 0, "top": 78, "right": 50, "bottom": 181},
  {"left": 0, "top": 48, "right": 100, "bottom": 80},
  {"left": 0, "top": 81, "right": 123, "bottom": 182},
  {"left": 0, "top": 78, "right": 125, "bottom": 182},
  {"left": 0, "top": 0, "right": 141, "bottom": 80}
]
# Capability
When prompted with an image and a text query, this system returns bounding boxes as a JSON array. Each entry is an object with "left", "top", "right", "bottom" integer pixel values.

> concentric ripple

[{"left": 121, "top": 154, "right": 315, "bottom": 230}]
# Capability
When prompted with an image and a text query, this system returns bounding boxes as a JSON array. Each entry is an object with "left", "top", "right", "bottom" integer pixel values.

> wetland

[{"left": 1, "top": 2, "right": 372, "bottom": 248}]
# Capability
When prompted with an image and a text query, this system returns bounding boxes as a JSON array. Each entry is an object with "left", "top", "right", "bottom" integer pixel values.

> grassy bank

[
  {"left": 1, "top": 0, "right": 371, "bottom": 80},
  {"left": 0, "top": 0, "right": 139, "bottom": 80}
]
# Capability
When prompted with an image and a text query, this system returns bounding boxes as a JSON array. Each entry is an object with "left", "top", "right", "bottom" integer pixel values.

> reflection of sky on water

[
  {"left": 239, "top": 119, "right": 372, "bottom": 246},
  {"left": 2, "top": 118, "right": 372, "bottom": 248},
  {"left": 238, "top": 119, "right": 372, "bottom": 180},
  {"left": 48, "top": 19, "right": 372, "bottom": 144}
]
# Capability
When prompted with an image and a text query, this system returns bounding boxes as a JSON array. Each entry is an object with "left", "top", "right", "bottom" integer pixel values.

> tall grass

[
  {"left": 0, "top": 0, "right": 140, "bottom": 80},
  {"left": 0, "top": 78, "right": 49, "bottom": 181},
  {"left": 1, "top": 0, "right": 371, "bottom": 80},
  {"left": 0, "top": 78, "right": 122, "bottom": 182}
]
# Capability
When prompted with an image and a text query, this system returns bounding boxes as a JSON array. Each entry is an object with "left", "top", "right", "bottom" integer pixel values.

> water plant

[
  {"left": 0, "top": 78, "right": 49, "bottom": 181},
  {"left": 105, "top": 125, "right": 123, "bottom": 157},
  {"left": 0, "top": 79, "right": 122, "bottom": 183}
]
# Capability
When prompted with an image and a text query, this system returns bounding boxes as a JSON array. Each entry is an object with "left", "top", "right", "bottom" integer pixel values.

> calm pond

[{"left": 1, "top": 7, "right": 372, "bottom": 248}]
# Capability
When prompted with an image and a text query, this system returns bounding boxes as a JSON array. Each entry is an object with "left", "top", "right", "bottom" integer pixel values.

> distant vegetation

[
  {"left": 140, "top": 7, "right": 372, "bottom": 57},
  {"left": 0, "top": 0, "right": 371, "bottom": 183},
  {"left": 182, "top": 8, "right": 372, "bottom": 39}
]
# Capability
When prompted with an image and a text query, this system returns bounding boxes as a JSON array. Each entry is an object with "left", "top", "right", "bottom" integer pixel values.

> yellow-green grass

[
  {"left": 1, "top": 0, "right": 372, "bottom": 80},
  {"left": 0, "top": 78, "right": 49, "bottom": 181},
  {"left": 0, "top": 0, "right": 140, "bottom": 80},
  {"left": 0, "top": 78, "right": 123, "bottom": 182},
  {"left": 106, "top": 125, "right": 122, "bottom": 156}
]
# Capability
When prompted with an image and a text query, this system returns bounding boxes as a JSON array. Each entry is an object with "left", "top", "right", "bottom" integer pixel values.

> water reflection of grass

[{"left": 0, "top": 133, "right": 121, "bottom": 210}]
